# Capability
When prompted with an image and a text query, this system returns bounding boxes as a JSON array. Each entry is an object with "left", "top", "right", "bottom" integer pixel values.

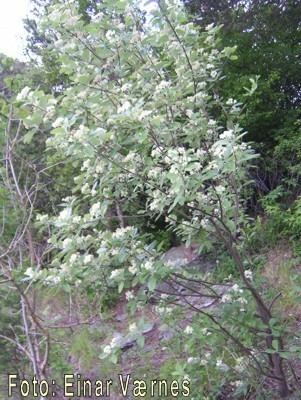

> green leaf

[
  {"left": 118, "top": 281, "right": 124, "bottom": 293},
  {"left": 23, "top": 130, "right": 35, "bottom": 144},
  {"left": 147, "top": 276, "right": 157, "bottom": 292},
  {"left": 137, "top": 335, "right": 145, "bottom": 348},
  {"left": 272, "top": 340, "right": 279, "bottom": 351}
]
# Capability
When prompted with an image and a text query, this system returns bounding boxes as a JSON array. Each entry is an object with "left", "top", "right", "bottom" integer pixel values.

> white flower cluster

[
  {"left": 211, "top": 142, "right": 228, "bottom": 159},
  {"left": 69, "top": 124, "right": 89, "bottom": 143},
  {"left": 36, "top": 213, "right": 49, "bottom": 223},
  {"left": 187, "top": 357, "right": 198, "bottom": 364},
  {"left": 110, "top": 269, "right": 123, "bottom": 280},
  {"left": 57, "top": 207, "right": 72, "bottom": 223},
  {"left": 221, "top": 284, "right": 248, "bottom": 311},
  {"left": 129, "top": 322, "right": 137, "bottom": 332},
  {"left": 126, "top": 291, "right": 134, "bottom": 301},
  {"left": 216, "top": 359, "right": 229, "bottom": 372},
  {"left": 128, "top": 261, "right": 138, "bottom": 275},
  {"left": 200, "top": 351, "right": 212, "bottom": 366},
  {"left": 102, "top": 336, "right": 121, "bottom": 356},
  {"left": 117, "top": 101, "right": 131, "bottom": 114},
  {"left": 244, "top": 269, "right": 253, "bottom": 280},
  {"left": 90, "top": 203, "right": 101, "bottom": 218},
  {"left": 112, "top": 226, "right": 135, "bottom": 240},
  {"left": 184, "top": 325, "right": 193, "bottom": 334},
  {"left": 219, "top": 129, "right": 234, "bottom": 140},
  {"left": 154, "top": 80, "right": 171, "bottom": 95},
  {"left": 142, "top": 260, "right": 153, "bottom": 271},
  {"left": 16, "top": 86, "right": 31, "bottom": 101},
  {"left": 155, "top": 306, "right": 173, "bottom": 315},
  {"left": 148, "top": 189, "right": 166, "bottom": 212}
]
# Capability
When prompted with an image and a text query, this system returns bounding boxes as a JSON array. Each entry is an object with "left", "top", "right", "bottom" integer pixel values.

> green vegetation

[{"left": 0, "top": 0, "right": 301, "bottom": 399}]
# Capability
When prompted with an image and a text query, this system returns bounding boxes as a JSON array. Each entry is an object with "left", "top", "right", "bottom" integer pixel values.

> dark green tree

[{"left": 184, "top": 0, "right": 301, "bottom": 196}]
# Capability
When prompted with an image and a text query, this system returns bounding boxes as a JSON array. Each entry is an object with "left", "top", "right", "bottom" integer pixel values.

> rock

[
  {"left": 115, "top": 313, "right": 126, "bottom": 323},
  {"left": 161, "top": 244, "right": 199, "bottom": 269},
  {"left": 142, "top": 322, "right": 155, "bottom": 334},
  {"left": 153, "top": 244, "right": 214, "bottom": 297},
  {"left": 111, "top": 332, "right": 136, "bottom": 351},
  {"left": 159, "top": 328, "right": 174, "bottom": 341},
  {"left": 161, "top": 244, "right": 214, "bottom": 273},
  {"left": 111, "top": 322, "right": 155, "bottom": 352}
]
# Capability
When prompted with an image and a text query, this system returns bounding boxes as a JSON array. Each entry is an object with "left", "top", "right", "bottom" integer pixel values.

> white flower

[
  {"left": 129, "top": 265, "right": 137, "bottom": 275},
  {"left": 72, "top": 216, "right": 81, "bottom": 224},
  {"left": 219, "top": 129, "right": 234, "bottom": 140},
  {"left": 208, "top": 119, "right": 216, "bottom": 127},
  {"left": 73, "top": 124, "right": 88, "bottom": 142},
  {"left": 111, "top": 248, "right": 119, "bottom": 256},
  {"left": 45, "top": 275, "right": 61, "bottom": 285},
  {"left": 81, "top": 183, "right": 90, "bottom": 194},
  {"left": 201, "top": 218, "right": 209, "bottom": 229},
  {"left": 110, "top": 337, "right": 120, "bottom": 348},
  {"left": 186, "top": 109, "right": 193, "bottom": 118},
  {"left": 231, "top": 284, "right": 243, "bottom": 294},
  {"left": 155, "top": 306, "right": 165, "bottom": 314},
  {"left": 244, "top": 269, "right": 253, "bottom": 280},
  {"left": 129, "top": 322, "right": 137, "bottom": 332},
  {"left": 208, "top": 160, "right": 219, "bottom": 170},
  {"left": 70, "top": 253, "right": 78, "bottom": 264},
  {"left": 234, "top": 357, "right": 245, "bottom": 372},
  {"left": 124, "top": 152, "right": 136, "bottom": 163},
  {"left": 62, "top": 238, "right": 73, "bottom": 249},
  {"left": 200, "top": 359, "right": 208, "bottom": 366},
  {"left": 126, "top": 291, "right": 134, "bottom": 301},
  {"left": 103, "top": 345, "right": 112, "bottom": 355},
  {"left": 216, "top": 359, "right": 229, "bottom": 372},
  {"left": 212, "top": 144, "right": 227, "bottom": 158},
  {"left": 221, "top": 293, "right": 232, "bottom": 303},
  {"left": 151, "top": 146, "right": 164, "bottom": 158},
  {"left": 82, "top": 159, "right": 91, "bottom": 170},
  {"left": 36, "top": 214, "right": 48, "bottom": 223},
  {"left": 156, "top": 80, "right": 170, "bottom": 92},
  {"left": 226, "top": 98, "right": 235, "bottom": 105},
  {"left": 138, "top": 110, "right": 152, "bottom": 120},
  {"left": 215, "top": 185, "right": 225, "bottom": 194},
  {"left": 90, "top": 203, "right": 101, "bottom": 217},
  {"left": 95, "top": 162, "right": 104, "bottom": 173},
  {"left": 216, "top": 359, "right": 223, "bottom": 367},
  {"left": 24, "top": 267, "right": 35, "bottom": 279},
  {"left": 121, "top": 83, "right": 131, "bottom": 92},
  {"left": 117, "top": 101, "right": 131, "bottom": 113},
  {"left": 148, "top": 167, "right": 161, "bottom": 179},
  {"left": 110, "top": 269, "right": 122, "bottom": 279},
  {"left": 58, "top": 207, "right": 72, "bottom": 222},
  {"left": 112, "top": 226, "right": 133, "bottom": 239},
  {"left": 143, "top": 260, "right": 153, "bottom": 271},
  {"left": 83, "top": 254, "right": 94, "bottom": 265},
  {"left": 16, "top": 86, "right": 31, "bottom": 101},
  {"left": 187, "top": 357, "right": 198, "bottom": 364},
  {"left": 106, "top": 30, "right": 116, "bottom": 41},
  {"left": 184, "top": 325, "right": 193, "bottom": 334},
  {"left": 205, "top": 23, "right": 214, "bottom": 31},
  {"left": 201, "top": 328, "right": 211, "bottom": 336}
]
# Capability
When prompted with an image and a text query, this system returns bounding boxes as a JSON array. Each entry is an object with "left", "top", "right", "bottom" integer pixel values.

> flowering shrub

[
  {"left": 16, "top": 0, "right": 295, "bottom": 397},
  {"left": 20, "top": 0, "right": 254, "bottom": 286}
]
